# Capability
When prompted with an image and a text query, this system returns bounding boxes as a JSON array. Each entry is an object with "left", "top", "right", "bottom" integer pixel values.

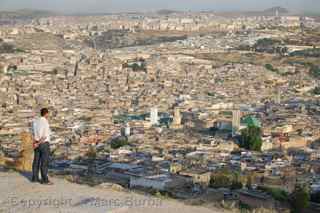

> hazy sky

[{"left": 0, "top": 0, "right": 319, "bottom": 13}]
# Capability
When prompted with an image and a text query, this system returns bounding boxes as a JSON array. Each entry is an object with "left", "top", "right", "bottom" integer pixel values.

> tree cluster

[
  {"left": 209, "top": 169, "right": 243, "bottom": 189},
  {"left": 240, "top": 126, "right": 263, "bottom": 151},
  {"left": 253, "top": 38, "right": 288, "bottom": 55},
  {"left": 289, "top": 185, "right": 310, "bottom": 213}
]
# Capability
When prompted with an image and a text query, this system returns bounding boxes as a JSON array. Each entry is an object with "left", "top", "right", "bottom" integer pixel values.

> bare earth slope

[{"left": 0, "top": 171, "right": 223, "bottom": 213}]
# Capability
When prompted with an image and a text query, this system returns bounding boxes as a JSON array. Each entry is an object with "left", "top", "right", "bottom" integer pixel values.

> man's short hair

[{"left": 40, "top": 108, "right": 49, "bottom": 116}]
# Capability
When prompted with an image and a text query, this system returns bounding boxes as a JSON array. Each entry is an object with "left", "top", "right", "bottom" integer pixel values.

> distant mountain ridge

[
  {"left": 0, "top": 7, "right": 292, "bottom": 18},
  {"left": 0, "top": 9, "right": 58, "bottom": 19},
  {"left": 216, "top": 6, "right": 290, "bottom": 17},
  {"left": 263, "top": 7, "right": 289, "bottom": 15},
  {"left": 156, "top": 9, "right": 182, "bottom": 15}
]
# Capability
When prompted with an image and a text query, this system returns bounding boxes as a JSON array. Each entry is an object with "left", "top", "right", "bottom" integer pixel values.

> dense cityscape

[{"left": 0, "top": 5, "right": 320, "bottom": 213}]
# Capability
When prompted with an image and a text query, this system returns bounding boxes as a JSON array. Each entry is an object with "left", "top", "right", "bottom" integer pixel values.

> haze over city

[{"left": 0, "top": 0, "right": 319, "bottom": 13}]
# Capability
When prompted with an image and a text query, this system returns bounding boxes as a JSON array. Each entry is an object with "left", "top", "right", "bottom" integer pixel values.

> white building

[{"left": 150, "top": 107, "right": 159, "bottom": 125}]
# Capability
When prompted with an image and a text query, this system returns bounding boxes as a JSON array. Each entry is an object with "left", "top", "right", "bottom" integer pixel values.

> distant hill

[
  {"left": 263, "top": 7, "right": 289, "bottom": 15},
  {"left": 217, "top": 6, "right": 290, "bottom": 17},
  {"left": 0, "top": 9, "right": 58, "bottom": 25},
  {"left": 302, "top": 11, "right": 320, "bottom": 19},
  {"left": 156, "top": 9, "right": 181, "bottom": 15},
  {"left": 0, "top": 9, "right": 58, "bottom": 20}
]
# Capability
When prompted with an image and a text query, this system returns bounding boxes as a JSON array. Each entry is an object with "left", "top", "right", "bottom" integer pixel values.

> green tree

[
  {"left": 246, "top": 175, "right": 253, "bottom": 190},
  {"left": 253, "top": 38, "right": 282, "bottom": 54},
  {"left": 240, "top": 126, "right": 263, "bottom": 151},
  {"left": 210, "top": 168, "right": 233, "bottom": 188},
  {"left": 110, "top": 136, "right": 129, "bottom": 149},
  {"left": 231, "top": 171, "right": 243, "bottom": 189},
  {"left": 231, "top": 181, "right": 243, "bottom": 190},
  {"left": 289, "top": 185, "right": 310, "bottom": 213},
  {"left": 86, "top": 145, "right": 97, "bottom": 175},
  {"left": 86, "top": 145, "right": 96, "bottom": 159},
  {"left": 310, "top": 65, "right": 320, "bottom": 79},
  {"left": 258, "top": 186, "right": 289, "bottom": 202},
  {"left": 313, "top": 86, "right": 320, "bottom": 95}
]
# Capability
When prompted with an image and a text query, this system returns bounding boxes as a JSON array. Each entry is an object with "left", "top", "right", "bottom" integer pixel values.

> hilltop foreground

[{"left": 0, "top": 171, "right": 223, "bottom": 213}]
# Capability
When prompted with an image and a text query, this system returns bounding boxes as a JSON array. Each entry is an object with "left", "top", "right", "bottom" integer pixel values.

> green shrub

[
  {"left": 265, "top": 64, "right": 279, "bottom": 73},
  {"left": 289, "top": 185, "right": 310, "bottom": 213},
  {"left": 15, "top": 48, "right": 25, "bottom": 53},
  {"left": 110, "top": 136, "right": 129, "bottom": 149},
  {"left": 310, "top": 65, "right": 320, "bottom": 79},
  {"left": 313, "top": 86, "right": 320, "bottom": 95},
  {"left": 258, "top": 186, "right": 289, "bottom": 202}
]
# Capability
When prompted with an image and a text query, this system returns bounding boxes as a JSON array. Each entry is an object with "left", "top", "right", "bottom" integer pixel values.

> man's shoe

[
  {"left": 31, "top": 178, "right": 41, "bottom": 183},
  {"left": 41, "top": 180, "right": 53, "bottom": 185}
]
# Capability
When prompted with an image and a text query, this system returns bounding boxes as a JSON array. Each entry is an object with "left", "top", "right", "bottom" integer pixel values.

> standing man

[{"left": 32, "top": 108, "right": 53, "bottom": 185}]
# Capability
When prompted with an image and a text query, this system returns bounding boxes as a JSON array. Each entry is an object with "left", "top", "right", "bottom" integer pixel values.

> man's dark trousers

[{"left": 32, "top": 142, "right": 50, "bottom": 183}]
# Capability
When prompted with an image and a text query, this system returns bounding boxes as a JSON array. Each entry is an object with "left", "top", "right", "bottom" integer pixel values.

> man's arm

[{"left": 44, "top": 120, "right": 50, "bottom": 142}]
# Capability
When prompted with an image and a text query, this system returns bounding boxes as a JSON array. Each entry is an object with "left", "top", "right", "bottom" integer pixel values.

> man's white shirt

[{"left": 32, "top": 117, "right": 51, "bottom": 142}]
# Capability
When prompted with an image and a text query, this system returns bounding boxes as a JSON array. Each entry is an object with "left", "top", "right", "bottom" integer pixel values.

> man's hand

[
  {"left": 33, "top": 137, "right": 46, "bottom": 149},
  {"left": 32, "top": 141, "right": 40, "bottom": 149}
]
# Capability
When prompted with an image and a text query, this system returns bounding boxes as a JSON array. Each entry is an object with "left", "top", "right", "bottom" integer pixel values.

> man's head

[{"left": 40, "top": 108, "right": 49, "bottom": 119}]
